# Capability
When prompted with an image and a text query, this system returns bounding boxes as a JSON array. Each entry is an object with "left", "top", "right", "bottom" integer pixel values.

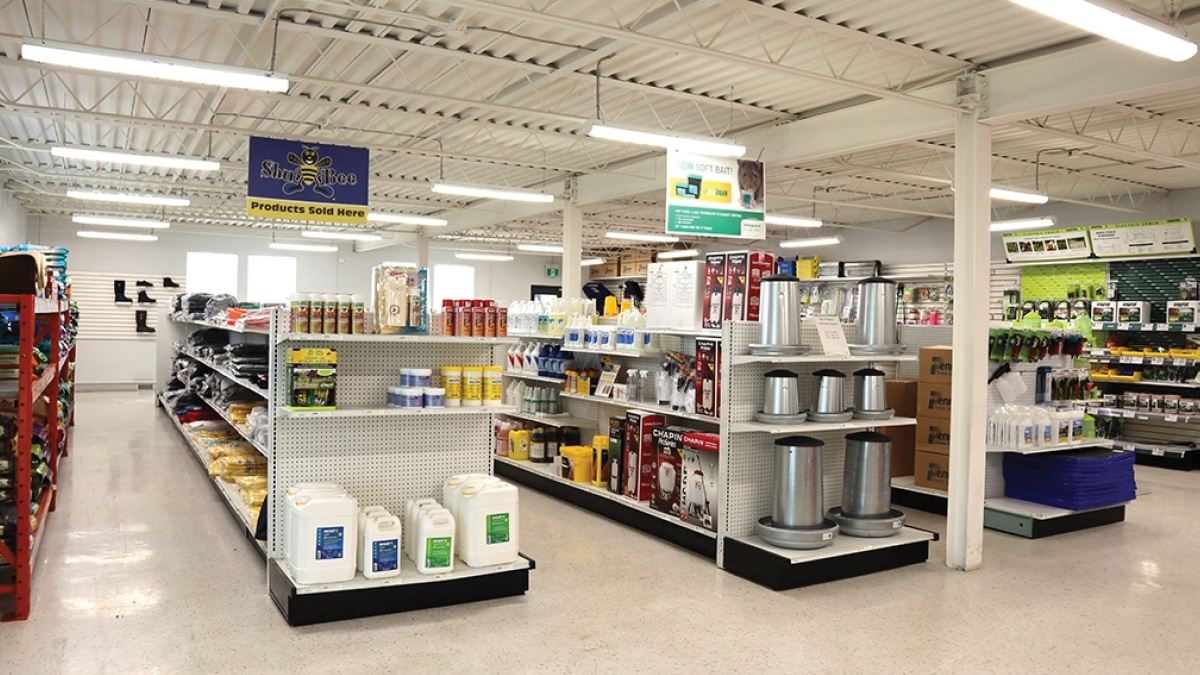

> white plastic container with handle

[
  {"left": 290, "top": 492, "right": 358, "bottom": 584},
  {"left": 361, "top": 515, "right": 403, "bottom": 579},
  {"left": 458, "top": 481, "right": 520, "bottom": 568},
  {"left": 415, "top": 509, "right": 456, "bottom": 575}
]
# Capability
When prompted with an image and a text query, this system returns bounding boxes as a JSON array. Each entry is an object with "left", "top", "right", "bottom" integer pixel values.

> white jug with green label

[
  {"left": 290, "top": 492, "right": 358, "bottom": 584},
  {"left": 404, "top": 498, "right": 441, "bottom": 562},
  {"left": 459, "top": 481, "right": 520, "bottom": 568},
  {"left": 416, "top": 510, "right": 456, "bottom": 575},
  {"left": 361, "top": 515, "right": 403, "bottom": 580}
]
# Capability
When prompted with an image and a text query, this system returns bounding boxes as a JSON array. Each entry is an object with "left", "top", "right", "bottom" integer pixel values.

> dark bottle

[{"left": 530, "top": 426, "right": 548, "bottom": 463}]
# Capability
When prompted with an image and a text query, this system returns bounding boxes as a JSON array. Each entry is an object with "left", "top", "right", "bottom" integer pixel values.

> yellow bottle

[{"left": 509, "top": 429, "right": 531, "bottom": 461}]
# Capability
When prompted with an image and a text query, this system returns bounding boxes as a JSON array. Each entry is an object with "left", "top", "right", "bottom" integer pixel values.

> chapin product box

[
  {"left": 695, "top": 338, "right": 721, "bottom": 418},
  {"left": 703, "top": 253, "right": 727, "bottom": 330},
  {"left": 650, "top": 426, "right": 687, "bottom": 516},
  {"left": 623, "top": 411, "right": 665, "bottom": 502},
  {"left": 680, "top": 434, "right": 720, "bottom": 532},
  {"left": 720, "top": 251, "right": 775, "bottom": 322},
  {"left": 607, "top": 417, "right": 625, "bottom": 495}
]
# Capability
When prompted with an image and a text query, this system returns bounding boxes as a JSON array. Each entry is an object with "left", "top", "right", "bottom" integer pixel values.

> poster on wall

[
  {"left": 1088, "top": 218, "right": 1196, "bottom": 258},
  {"left": 665, "top": 150, "right": 765, "bottom": 240},
  {"left": 1002, "top": 227, "right": 1093, "bottom": 262},
  {"left": 246, "top": 136, "right": 369, "bottom": 225}
]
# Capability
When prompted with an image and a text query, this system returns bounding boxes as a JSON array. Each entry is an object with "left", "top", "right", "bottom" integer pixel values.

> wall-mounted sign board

[
  {"left": 1002, "top": 227, "right": 1093, "bottom": 262},
  {"left": 1088, "top": 218, "right": 1195, "bottom": 258}
]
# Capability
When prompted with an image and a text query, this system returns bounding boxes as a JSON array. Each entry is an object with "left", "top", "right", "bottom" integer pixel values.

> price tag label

[
  {"left": 1122, "top": 444, "right": 1137, "bottom": 452},
  {"left": 1186, "top": 324, "right": 1197, "bottom": 333},
  {"left": 1152, "top": 448, "right": 1166, "bottom": 457},
  {"left": 1119, "top": 356, "right": 1135, "bottom": 364},
  {"left": 1150, "top": 358, "right": 1165, "bottom": 365},
  {"left": 1158, "top": 323, "right": 1172, "bottom": 332},
  {"left": 1123, "top": 409, "right": 1136, "bottom": 418},
  {"left": 892, "top": 520, "right": 903, "bottom": 529},
  {"left": 1118, "top": 323, "right": 1131, "bottom": 331},
  {"left": 1165, "top": 414, "right": 1179, "bottom": 422},
  {"left": 812, "top": 315, "right": 851, "bottom": 357}
]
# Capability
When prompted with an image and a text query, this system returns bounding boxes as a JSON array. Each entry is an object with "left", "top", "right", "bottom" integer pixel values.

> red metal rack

[{"left": 0, "top": 294, "right": 69, "bottom": 622}]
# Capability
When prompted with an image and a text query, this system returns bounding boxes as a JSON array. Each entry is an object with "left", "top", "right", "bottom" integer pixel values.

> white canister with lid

[
  {"left": 424, "top": 387, "right": 446, "bottom": 408},
  {"left": 411, "top": 368, "right": 433, "bottom": 388}
]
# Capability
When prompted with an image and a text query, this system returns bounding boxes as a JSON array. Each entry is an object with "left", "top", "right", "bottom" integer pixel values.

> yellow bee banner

[{"left": 247, "top": 136, "right": 369, "bottom": 224}]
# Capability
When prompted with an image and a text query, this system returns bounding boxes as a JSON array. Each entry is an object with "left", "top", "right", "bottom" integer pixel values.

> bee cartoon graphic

[{"left": 283, "top": 146, "right": 335, "bottom": 198}]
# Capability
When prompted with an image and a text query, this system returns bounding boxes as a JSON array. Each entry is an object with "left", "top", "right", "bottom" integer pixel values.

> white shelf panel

[
  {"left": 562, "top": 347, "right": 662, "bottom": 358},
  {"left": 174, "top": 316, "right": 270, "bottom": 335},
  {"left": 985, "top": 438, "right": 1115, "bottom": 455},
  {"left": 1085, "top": 406, "right": 1197, "bottom": 424},
  {"left": 984, "top": 496, "right": 1132, "bottom": 520},
  {"left": 502, "top": 410, "right": 596, "bottom": 428},
  {"left": 178, "top": 347, "right": 267, "bottom": 397},
  {"left": 559, "top": 392, "right": 719, "bottom": 425},
  {"left": 503, "top": 370, "right": 566, "bottom": 384},
  {"left": 495, "top": 456, "right": 717, "bottom": 539},
  {"left": 279, "top": 405, "right": 514, "bottom": 419},
  {"left": 278, "top": 332, "right": 517, "bottom": 344},
  {"left": 1114, "top": 441, "right": 1198, "bottom": 458},
  {"left": 733, "top": 527, "right": 934, "bottom": 565},
  {"left": 1092, "top": 379, "right": 1200, "bottom": 390},
  {"left": 280, "top": 552, "right": 532, "bottom": 595},
  {"left": 890, "top": 475, "right": 947, "bottom": 498},
  {"left": 508, "top": 332, "right": 565, "bottom": 340},
  {"left": 732, "top": 353, "right": 918, "bottom": 366},
  {"left": 729, "top": 416, "right": 917, "bottom": 435},
  {"left": 1088, "top": 355, "right": 1200, "bottom": 367}
]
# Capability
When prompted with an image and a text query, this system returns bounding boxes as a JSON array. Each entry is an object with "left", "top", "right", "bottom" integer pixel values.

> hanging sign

[
  {"left": 1002, "top": 227, "right": 1092, "bottom": 263},
  {"left": 247, "top": 136, "right": 370, "bottom": 225},
  {"left": 1088, "top": 218, "right": 1195, "bottom": 258},
  {"left": 665, "top": 149, "right": 765, "bottom": 240}
]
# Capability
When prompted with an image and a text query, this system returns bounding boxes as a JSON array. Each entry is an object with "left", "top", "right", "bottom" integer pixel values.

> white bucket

[
  {"left": 361, "top": 515, "right": 403, "bottom": 579},
  {"left": 290, "top": 492, "right": 358, "bottom": 584},
  {"left": 415, "top": 509, "right": 457, "bottom": 575},
  {"left": 458, "top": 481, "right": 520, "bottom": 568}
]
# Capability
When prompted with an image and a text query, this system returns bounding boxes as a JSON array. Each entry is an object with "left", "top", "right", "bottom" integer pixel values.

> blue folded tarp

[{"left": 1003, "top": 449, "right": 1136, "bottom": 511}]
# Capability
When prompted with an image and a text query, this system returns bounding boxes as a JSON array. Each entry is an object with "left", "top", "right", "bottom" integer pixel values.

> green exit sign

[{"left": 545, "top": 265, "right": 560, "bottom": 278}]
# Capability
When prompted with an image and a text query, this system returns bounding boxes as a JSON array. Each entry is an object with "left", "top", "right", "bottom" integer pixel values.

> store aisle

[{"left": 3, "top": 391, "right": 1198, "bottom": 673}]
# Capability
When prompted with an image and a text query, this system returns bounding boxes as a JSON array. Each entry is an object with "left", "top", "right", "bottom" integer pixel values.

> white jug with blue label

[
  {"left": 404, "top": 498, "right": 441, "bottom": 562},
  {"left": 361, "top": 515, "right": 403, "bottom": 579},
  {"left": 290, "top": 492, "right": 358, "bottom": 584},
  {"left": 459, "top": 481, "right": 520, "bottom": 568},
  {"left": 285, "top": 484, "right": 347, "bottom": 568},
  {"left": 357, "top": 506, "right": 390, "bottom": 569},
  {"left": 416, "top": 509, "right": 456, "bottom": 575}
]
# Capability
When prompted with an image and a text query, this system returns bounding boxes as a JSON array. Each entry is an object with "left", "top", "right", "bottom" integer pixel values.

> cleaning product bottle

[
  {"left": 290, "top": 492, "right": 358, "bottom": 584},
  {"left": 404, "top": 498, "right": 440, "bottom": 562},
  {"left": 361, "top": 515, "right": 403, "bottom": 579},
  {"left": 458, "top": 481, "right": 520, "bottom": 568},
  {"left": 356, "top": 505, "right": 390, "bottom": 570},
  {"left": 415, "top": 509, "right": 456, "bottom": 575},
  {"left": 530, "top": 426, "right": 547, "bottom": 463},
  {"left": 591, "top": 435, "right": 610, "bottom": 488},
  {"left": 407, "top": 287, "right": 424, "bottom": 329},
  {"left": 509, "top": 428, "right": 531, "bottom": 460},
  {"left": 545, "top": 426, "right": 561, "bottom": 463},
  {"left": 495, "top": 420, "right": 511, "bottom": 457}
]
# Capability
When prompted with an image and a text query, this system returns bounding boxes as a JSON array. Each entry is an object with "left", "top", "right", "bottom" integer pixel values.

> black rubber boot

[
  {"left": 136, "top": 280, "right": 153, "bottom": 287},
  {"left": 114, "top": 280, "right": 133, "bottom": 304},
  {"left": 137, "top": 290, "right": 157, "bottom": 304},
  {"left": 163, "top": 277, "right": 180, "bottom": 288},
  {"left": 136, "top": 310, "right": 155, "bottom": 333}
]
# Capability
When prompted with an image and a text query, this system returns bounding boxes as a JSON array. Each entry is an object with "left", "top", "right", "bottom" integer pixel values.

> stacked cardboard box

[
  {"left": 882, "top": 379, "right": 918, "bottom": 477},
  {"left": 914, "top": 346, "right": 952, "bottom": 491}
]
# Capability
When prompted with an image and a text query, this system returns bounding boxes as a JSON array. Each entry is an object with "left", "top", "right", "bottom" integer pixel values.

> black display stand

[{"left": 721, "top": 534, "right": 933, "bottom": 591}]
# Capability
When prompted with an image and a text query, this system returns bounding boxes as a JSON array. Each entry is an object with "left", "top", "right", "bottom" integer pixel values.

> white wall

[
  {"left": 30, "top": 218, "right": 557, "bottom": 385},
  {"left": 0, "top": 184, "right": 28, "bottom": 244}
]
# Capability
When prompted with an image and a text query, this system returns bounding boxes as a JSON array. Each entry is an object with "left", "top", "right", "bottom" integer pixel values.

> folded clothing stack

[
  {"left": 225, "top": 343, "right": 269, "bottom": 389},
  {"left": 172, "top": 293, "right": 239, "bottom": 323},
  {"left": 1003, "top": 449, "right": 1137, "bottom": 511},
  {"left": 184, "top": 329, "right": 230, "bottom": 360}
]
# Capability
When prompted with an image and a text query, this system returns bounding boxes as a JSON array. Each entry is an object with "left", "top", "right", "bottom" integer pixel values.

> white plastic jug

[
  {"left": 404, "top": 498, "right": 441, "bottom": 561},
  {"left": 285, "top": 484, "right": 346, "bottom": 567},
  {"left": 361, "top": 515, "right": 403, "bottom": 579},
  {"left": 415, "top": 510, "right": 457, "bottom": 575},
  {"left": 356, "top": 506, "right": 390, "bottom": 569},
  {"left": 442, "top": 474, "right": 491, "bottom": 520},
  {"left": 290, "top": 492, "right": 358, "bottom": 584},
  {"left": 450, "top": 477, "right": 501, "bottom": 553},
  {"left": 458, "top": 481, "right": 520, "bottom": 568}
]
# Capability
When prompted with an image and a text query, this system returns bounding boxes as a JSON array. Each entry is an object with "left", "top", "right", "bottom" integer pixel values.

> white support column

[
  {"left": 562, "top": 178, "right": 583, "bottom": 296},
  {"left": 416, "top": 236, "right": 430, "bottom": 269},
  {"left": 947, "top": 76, "right": 991, "bottom": 572}
]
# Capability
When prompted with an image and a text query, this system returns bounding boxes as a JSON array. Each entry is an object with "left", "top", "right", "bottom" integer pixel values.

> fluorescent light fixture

[
  {"left": 990, "top": 186, "right": 1050, "bottom": 204},
  {"left": 990, "top": 216, "right": 1059, "bottom": 232},
  {"left": 66, "top": 189, "right": 189, "bottom": 207},
  {"left": 604, "top": 231, "right": 680, "bottom": 244},
  {"left": 455, "top": 252, "right": 515, "bottom": 262},
  {"left": 268, "top": 242, "right": 338, "bottom": 253},
  {"left": 764, "top": 214, "right": 822, "bottom": 228},
  {"left": 780, "top": 236, "right": 843, "bottom": 249},
  {"left": 368, "top": 212, "right": 448, "bottom": 227},
  {"left": 581, "top": 257, "right": 605, "bottom": 266},
  {"left": 76, "top": 230, "right": 157, "bottom": 242},
  {"left": 72, "top": 214, "right": 169, "bottom": 229},
  {"left": 1009, "top": 0, "right": 1197, "bottom": 62},
  {"left": 22, "top": 40, "right": 291, "bottom": 91},
  {"left": 517, "top": 243, "right": 565, "bottom": 253},
  {"left": 657, "top": 249, "right": 701, "bottom": 259},
  {"left": 583, "top": 120, "right": 747, "bottom": 158},
  {"left": 431, "top": 182, "right": 554, "bottom": 203},
  {"left": 300, "top": 230, "right": 382, "bottom": 242},
  {"left": 52, "top": 146, "right": 220, "bottom": 172}
]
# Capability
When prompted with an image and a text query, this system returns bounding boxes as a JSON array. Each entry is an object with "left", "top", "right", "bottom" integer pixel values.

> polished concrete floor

[{"left": 2, "top": 391, "right": 1198, "bottom": 673}]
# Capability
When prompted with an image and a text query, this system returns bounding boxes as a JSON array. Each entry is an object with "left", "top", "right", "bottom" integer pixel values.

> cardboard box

[
  {"left": 621, "top": 253, "right": 654, "bottom": 277},
  {"left": 591, "top": 261, "right": 619, "bottom": 279},
  {"left": 721, "top": 251, "right": 775, "bottom": 322},
  {"left": 702, "top": 253, "right": 726, "bottom": 330},
  {"left": 680, "top": 439, "right": 719, "bottom": 532},
  {"left": 1117, "top": 301, "right": 1150, "bottom": 324},
  {"left": 916, "top": 417, "right": 951, "bottom": 453},
  {"left": 695, "top": 338, "right": 720, "bottom": 417},
  {"left": 650, "top": 426, "right": 687, "bottom": 516},
  {"left": 913, "top": 449, "right": 950, "bottom": 491},
  {"left": 918, "top": 346, "right": 953, "bottom": 383},
  {"left": 886, "top": 379, "right": 919, "bottom": 419},
  {"left": 1167, "top": 300, "right": 1198, "bottom": 324},
  {"left": 1091, "top": 301, "right": 1116, "bottom": 323},
  {"left": 623, "top": 411, "right": 665, "bottom": 502},
  {"left": 882, "top": 426, "right": 916, "bottom": 478},
  {"left": 917, "top": 381, "right": 952, "bottom": 419}
]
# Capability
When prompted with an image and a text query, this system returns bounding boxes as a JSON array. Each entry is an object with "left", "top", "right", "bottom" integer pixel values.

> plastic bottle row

[
  {"left": 289, "top": 293, "right": 367, "bottom": 335},
  {"left": 505, "top": 381, "right": 563, "bottom": 415},
  {"left": 385, "top": 365, "right": 505, "bottom": 408},
  {"left": 429, "top": 299, "right": 508, "bottom": 337},
  {"left": 986, "top": 405, "right": 1087, "bottom": 450},
  {"left": 506, "top": 297, "right": 597, "bottom": 337}
]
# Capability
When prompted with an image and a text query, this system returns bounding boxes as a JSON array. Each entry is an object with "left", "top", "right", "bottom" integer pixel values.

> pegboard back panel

[
  {"left": 72, "top": 271, "right": 182, "bottom": 339},
  {"left": 897, "top": 325, "right": 953, "bottom": 379}
]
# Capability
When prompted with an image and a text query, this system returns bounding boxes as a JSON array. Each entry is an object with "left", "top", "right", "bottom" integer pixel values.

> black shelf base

[
  {"left": 1134, "top": 452, "right": 1198, "bottom": 471},
  {"left": 890, "top": 486, "right": 949, "bottom": 516},
  {"left": 984, "top": 505, "right": 1126, "bottom": 539},
  {"left": 496, "top": 460, "right": 718, "bottom": 560},
  {"left": 269, "top": 557, "right": 532, "bottom": 626},
  {"left": 721, "top": 536, "right": 931, "bottom": 591}
]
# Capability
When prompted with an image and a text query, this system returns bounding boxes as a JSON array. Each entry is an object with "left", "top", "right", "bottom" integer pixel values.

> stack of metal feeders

[
  {"left": 748, "top": 275, "right": 810, "bottom": 356},
  {"left": 807, "top": 369, "right": 853, "bottom": 423},
  {"left": 755, "top": 369, "right": 807, "bottom": 424},
  {"left": 826, "top": 432, "right": 906, "bottom": 537},
  {"left": 849, "top": 276, "right": 906, "bottom": 356},
  {"left": 851, "top": 368, "right": 895, "bottom": 420},
  {"left": 755, "top": 436, "right": 839, "bottom": 549}
]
